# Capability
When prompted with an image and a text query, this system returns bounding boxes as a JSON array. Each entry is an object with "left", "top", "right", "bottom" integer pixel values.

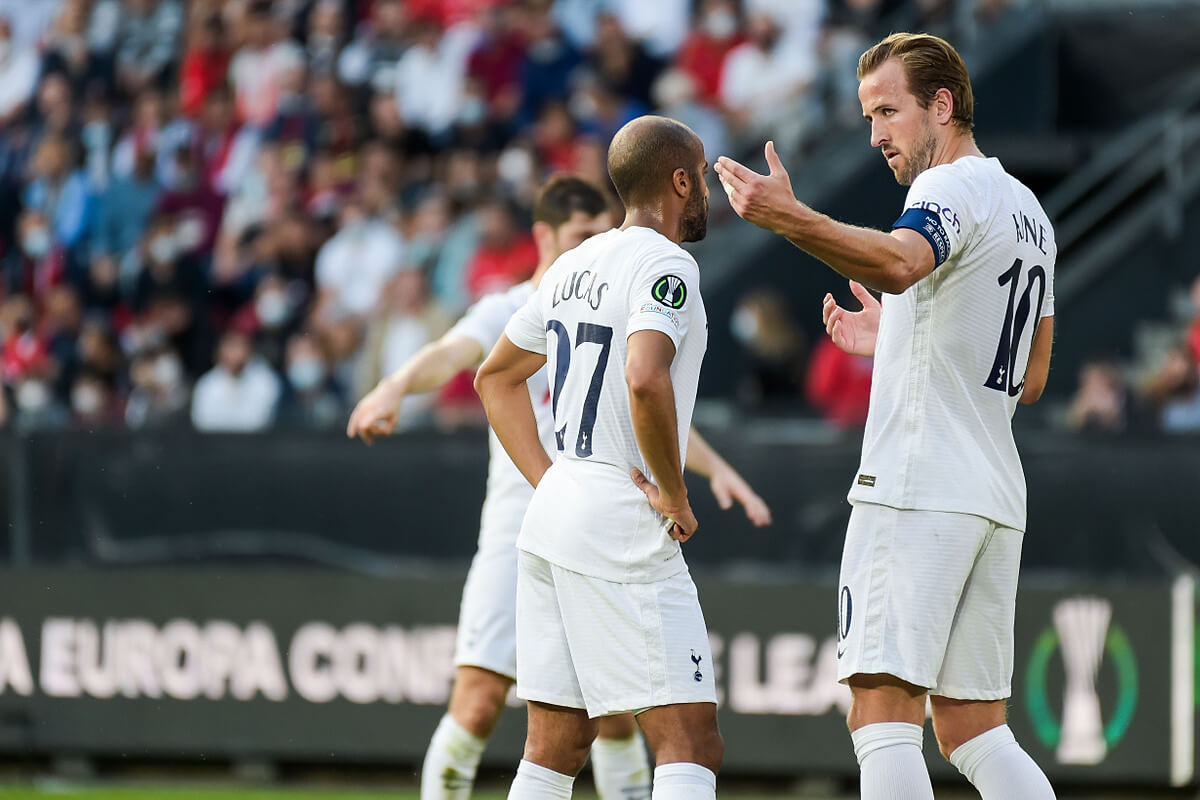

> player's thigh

[
  {"left": 525, "top": 700, "right": 599, "bottom": 776},
  {"left": 837, "top": 503, "right": 992, "bottom": 693},
  {"left": 934, "top": 525, "right": 1023, "bottom": 701},
  {"left": 515, "top": 551, "right": 587, "bottom": 711},
  {"left": 930, "top": 696, "right": 1007, "bottom": 758},
  {"left": 552, "top": 565, "right": 716, "bottom": 718},
  {"left": 454, "top": 519, "right": 521, "bottom": 679},
  {"left": 636, "top": 702, "right": 722, "bottom": 771}
]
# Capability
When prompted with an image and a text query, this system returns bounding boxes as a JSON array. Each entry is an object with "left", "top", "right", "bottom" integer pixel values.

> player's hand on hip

[
  {"left": 822, "top": 280, "right": 880, "bottom": 358},
  {"left": 710, "top": 468, "right": 773, "bottom": 527},
  {"left": 346, "top": 383, "right": 403, "bottom": 445},
  {"left": 715, "top": 141, "right": 797, "bottom": 234},
  {"left": 630, "top": 467, "right": 699, "bottom": 542}
]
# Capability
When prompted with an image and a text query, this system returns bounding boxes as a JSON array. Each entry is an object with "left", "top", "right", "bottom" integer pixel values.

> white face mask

[
  {"left": 148, "top": 234, "right": 178, "bottom": 264},
  {"left": 287, "top": 358, "right": 326, "bottom": 391},
  {"left": 72, "top": 384, "right": 105, "bottom": 417},
  {"left": 256, "top": 290, "right": 291, "bottom": 328},
  {"left": 22, "top": 227, "right": 51, "bottom": 258},
  {"left": 0, "top": 40, "right": 11, "bottom": 64},
  {"left": 730, "top": 307, "right": 759, "bottom": 344},
  {"left": 703, "top": 9, "right": 738, "bottom": 39},
  {"left": 16, "top": 380, "right": 50, "bottom": 412},
  {"left": 154, "top": 354, "right": 183, "bottom": 389}
]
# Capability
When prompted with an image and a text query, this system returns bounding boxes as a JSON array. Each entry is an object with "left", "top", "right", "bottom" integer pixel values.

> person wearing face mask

[
  {"left": 675, "top": 0, "right": 745, "bottom": 106},
  {"left": 277, "top": 330, "right": 343, "bottom": 429},
  {"left": 191, "top": 327, "right": 282, "bottom": 432},
  {"left": 125, "top": 347, "right": 189, "bottom": 429},
  {"left": 69, "top": 372, "right": 115, "bottom": 428}
]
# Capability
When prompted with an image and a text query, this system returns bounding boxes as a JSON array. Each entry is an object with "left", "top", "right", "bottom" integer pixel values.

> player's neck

[
  {"left": 932, "top": 133, "right": 984, "bottom": 169},
  {"left": 621, "top": 208, "right": 682, "bottom": 245},
  {"left": 530, "top": 260, "right": 553, "bottom": 288}
]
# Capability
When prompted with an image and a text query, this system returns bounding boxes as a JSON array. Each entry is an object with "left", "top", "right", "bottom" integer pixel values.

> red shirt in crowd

[
  {"left": 676, "top": 31, "right": 745, "bottom": 105},
  {"left": 180, "top": 48, "right": 231, "bottom": 117},
  {"left": 464, "top": 234, "right": 538, "bottom": 299},
  {"left": 806, "top": 338, "right": 873, "bottom": 429}
]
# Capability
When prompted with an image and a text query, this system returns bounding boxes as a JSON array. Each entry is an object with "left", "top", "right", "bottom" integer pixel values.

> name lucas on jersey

[{"left": 551, "top": 270, "right": 609, "bottom": 311}]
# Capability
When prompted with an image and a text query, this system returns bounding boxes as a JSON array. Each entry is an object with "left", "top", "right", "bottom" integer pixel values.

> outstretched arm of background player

[
  {"left": 627, "top": 330, "right": 699, "bottom": 543},
  {"left": 685, "top": 428, "right": 772, "bottom": 527},
  {"left": 716, "top": 142, "right": 935, "bottom": 295},
  {"left": 346, "top": 334, "right": 485, "bottom": 444},
  {"left": 474, "top": 335, "right": 553, "bottom": 487},
  {"left": 1020, "top": 316, "right": 1054, "bottom": 405},
  {"left": 822, "top": 280, "right": 880, "bottom": 358}
]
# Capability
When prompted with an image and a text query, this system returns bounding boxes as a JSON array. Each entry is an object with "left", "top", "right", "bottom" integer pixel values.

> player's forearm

[
  {"left": 629, "top": 375, "right": 687, "bottom": 501},
  {"left": 478, "top": 379, "right": 553, "bottom": 487},
  {"left": 684, "top": 427, "right": 727, "bottom": 480},
  {"left": 383, "top": 336, "right": 484, "bottom": 396},
  {"left": 779, "top": 203, "right": 920, "bottom": 294}
]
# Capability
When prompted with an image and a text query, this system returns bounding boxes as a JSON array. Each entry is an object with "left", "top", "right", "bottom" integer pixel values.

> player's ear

[
  {"left": 531, "top": 220, "right": 555, "bottom": 260},
  {"left": 672, "top": 167, "right": 689, "bottom": 199},
  {"left": 934, "top": 87, "right": 954, "bottom": 126}
]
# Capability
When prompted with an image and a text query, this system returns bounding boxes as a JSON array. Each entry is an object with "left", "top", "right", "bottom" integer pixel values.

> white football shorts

[
  {"left": 836, "top": 502, "right": 1023, "bottom": 700},
  {"left": 452, "top": 497, "right": 526, "bottom": 680},
  {"left": 515, "top": 550, "right": 717, "bottom": 718}
]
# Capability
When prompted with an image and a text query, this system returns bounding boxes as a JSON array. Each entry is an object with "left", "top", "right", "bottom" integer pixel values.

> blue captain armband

[{"left": 893, "top": 207, "right": 950, "bottom": 267}]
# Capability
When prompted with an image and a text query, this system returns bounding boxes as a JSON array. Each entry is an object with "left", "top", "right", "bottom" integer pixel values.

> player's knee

[
  {"left": 524, "top": 729, "right": 595, "bottom": 776},
  {"left": 453, "top": 696, "right": 505, "bottom": 738},
  {"left": 930, "top": 698, "right": 1006, "bottom": 759}
]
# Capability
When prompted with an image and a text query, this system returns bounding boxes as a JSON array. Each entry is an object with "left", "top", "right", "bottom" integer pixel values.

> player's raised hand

[
  {"left": 715, "top": 141, "right": 798, "bottom": 234},
  {"left": 709, "top": 467, "right": 772, "bottom": 527},
  {"left": 631, "top": 467, "right": 700, "bottom": 542},
  {"left": 346, "top": 381, "right": 404, "bottom": 445},
  {"left": 822, "top": 280, "right": 880, "bottom": 358}
]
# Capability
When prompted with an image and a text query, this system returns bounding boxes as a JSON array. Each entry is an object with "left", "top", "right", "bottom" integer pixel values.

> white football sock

[
  {"left": 507, "top": 759, "right": 576, "bottom": 799},
  {"left": 851, "top": 722, "right": 934, "bottom": 800},
  {"left": 591, "top": 731, "right": 651, "bottom": 800},
  {"left": 949, "top": 724, "right": 1056, "bottom": 800},
  {"left": 420, "top": 714, "right": 488, "bottom": 799},
  {"left": 650, "top": 762, "right": 716, "bottom": 800}
]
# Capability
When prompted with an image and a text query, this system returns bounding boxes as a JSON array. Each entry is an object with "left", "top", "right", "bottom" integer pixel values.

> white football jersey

[
  {"left": 505, "top": 227, "right": 708, "bottom": 583},
  {"left": 449, "top": 281, "right": 555, "bottom": 542},
  {"left": 847, "top": 156, "right": 1056, "bottom": 531}
]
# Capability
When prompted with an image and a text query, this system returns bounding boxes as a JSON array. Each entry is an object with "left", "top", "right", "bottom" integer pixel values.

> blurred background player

[
  {"left": 717, "top": 33, "right": 1056, "bottom": 800},
  {"left": 476, "top": 116, "right": 723, "bottom": 800},
  {"left": 347, "top": 174, "right": 771, "bottom": 800}
]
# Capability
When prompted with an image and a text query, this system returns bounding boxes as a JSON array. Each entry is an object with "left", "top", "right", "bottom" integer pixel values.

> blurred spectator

[
  {"left": 393, "top": 17, "right": 472, "bottom": 138},
  {"left": 304, "top": 0, "right": 348, "bottom": 76},
  {"left": 313, "top": 201, "right": 406, "bottom": 324},
  {"left": 114, "top": 0, "right": 184, "bottom": 96},
  {"left": 463, "top": 197, "right": 537, "bottom": 299},
  {"left": 69, "top": 370, "right": 118, "bottom": 427},
  {"left": 608, "top": 0, "right": 690, "bottom": 58},
  {"left": 1144, "top": 345, "right": 1200, "bottom": 434},
  {"left": 676, "top": 0, "right": 745, "bottom": 106},
  {"left": 24, "top": 134, "right": 90, "bottom": 252},
  {"left": 276, "top": 330, "right": 344, "bottom": 429},
  {"left": 91, "top": 147, "right": 160, "bottom": 262},
  {"left": 157, "top": 146, "right": 225, "bottom": 258},
  {"left": 588, "top": 12, "right": 663, "bottom": 110},
  {"left": 124, "top": 346, "right": 189, "bottom": 428},
  {"left": 720, "top": 7, "right": 821, "bottom": 150},
  {"left": 179, "top": 12, "right": 230, "bottom": 118},
  {"left": 230, "top": 0, "right": 304, "bottom": 126},
  {"left": 0, "top": 17, "right": 41, "bottom": 125},
  {"left": 191, "top": 328, "right": 281, "bottom": 432},
  {"left": 338, "top": 0, "right": 410, "bottom": 93},
  {"left": 358, "top": 268, "right": 452, "bottom": 426},
  {"left": 6, "top": 210, "right": 67, "bottom": 297},
  {"left": 1066, "top": 361, "right": 1130, "bottom": 434},
  {"left": 730, "top": 289, "right": 808, "bottom": 410},
  {"left": 517, "top": 6, "right": 581, "bottom": 126},
  {"left": 41, "top": 0, "right": 99, "bottom": 96},
  {"left": 0, "top": 0, "right": 62, "bottom": 51},
  {"left": 466, "top": 4, "right": 526, "bottom": 127},
  {"left": 807, "top": 337, "right": 873, "bottom": 428},
  {"left": 1187, "top": 274, "right": 1200, "bottom": 368}
]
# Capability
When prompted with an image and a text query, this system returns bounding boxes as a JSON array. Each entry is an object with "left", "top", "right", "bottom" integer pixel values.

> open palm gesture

[{"left": 822, "top": 281, "right": 881, "bottom": 358}]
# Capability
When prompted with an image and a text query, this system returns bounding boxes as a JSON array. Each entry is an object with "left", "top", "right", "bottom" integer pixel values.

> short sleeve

[
  {"left": 503, "top": 287, "right": 547, "bottom": 355},
  {"left": 893, "top": 166, "right": 977, "bottom": 268},
  {"left": 449, "top": 292, "right": 517, "bottom": 352},
  {"left": 1041, "top": 264, "right": 1055, "bottom": 318},
  {"left": 626, "top": 251, "right": 700, "bottom": 349}
]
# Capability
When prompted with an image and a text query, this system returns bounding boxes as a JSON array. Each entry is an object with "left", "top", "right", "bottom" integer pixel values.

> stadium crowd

[{"left": 0, "top": 0, "right": 1020, "bottom": 433}]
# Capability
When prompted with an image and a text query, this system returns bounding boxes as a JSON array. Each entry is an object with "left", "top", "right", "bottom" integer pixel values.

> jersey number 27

[
  {"left": 547, "top": 320, "right": 613, "bottom": 457},
  {"left": 985, "top": 258, "right": 1046, "bottom": 397}
]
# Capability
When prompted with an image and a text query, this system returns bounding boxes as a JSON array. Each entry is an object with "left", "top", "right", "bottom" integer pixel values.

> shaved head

[{"left": 607, "top": 115, "right": 705, "bottom": 208}]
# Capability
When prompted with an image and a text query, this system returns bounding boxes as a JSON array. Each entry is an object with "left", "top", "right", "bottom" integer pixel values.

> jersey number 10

[
  {"left": 547, "top": 320, "right": 613, "bottom": 457},
  {"left": 985, "top": 258, "right": 1046, "bottom": 397}
]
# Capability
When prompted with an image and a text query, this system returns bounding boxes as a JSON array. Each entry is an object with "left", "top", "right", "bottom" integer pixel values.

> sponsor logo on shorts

[
  {"left": 691, "top": 650, "right": 704, "bottom": 682},
  {"left": 857, "top": 474, "right": 876, "bottom": 487},
  {"left": 1025, "top": 597, "right": 1137, "bottom": 765},
  {"left": 836, "top": 586, "right": 852, "bottom": 660}
]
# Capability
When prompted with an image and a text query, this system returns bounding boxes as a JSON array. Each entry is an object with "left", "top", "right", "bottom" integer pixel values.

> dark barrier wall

[
  {"left": 3, "top": 430, "right": 1200, "bottom": 577},
  {"left": 0, "top": 569, "right": 1190, "bottom": 786}
]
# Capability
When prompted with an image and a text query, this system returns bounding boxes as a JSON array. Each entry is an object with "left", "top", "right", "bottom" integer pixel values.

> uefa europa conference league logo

[{"left": 1025, "top": 597, "right": 1138, "bottom": 765}]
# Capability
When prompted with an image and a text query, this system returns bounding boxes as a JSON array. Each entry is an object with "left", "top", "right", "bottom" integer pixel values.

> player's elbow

[
  {"left": 626, "top": 361, "right": 670, "bottom": 399},
  {"left": 878, "top": 259, "right": 924, "bottom": 295},
  {"left": 473, "top": 364, "right": 498, "bottom": 401}
]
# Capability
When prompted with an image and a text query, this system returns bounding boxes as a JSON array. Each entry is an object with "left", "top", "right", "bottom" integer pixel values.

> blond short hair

[{"left": 858, "top": 33, "right": 974, "bottom": 133}]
